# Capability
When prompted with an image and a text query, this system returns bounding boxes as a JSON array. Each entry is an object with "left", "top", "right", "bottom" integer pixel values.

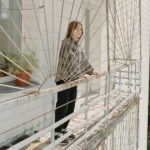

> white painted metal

[
  {"left": 4, "top": 62, "right": 140, "bottom": 150},
  {"left": 0, "top": 0, "right": 148, "bottom": 149}
]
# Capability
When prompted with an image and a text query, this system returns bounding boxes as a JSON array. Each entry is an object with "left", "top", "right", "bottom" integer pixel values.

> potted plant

[
  {"left": 0, "top": 51, "right": 9, "bottom": 77},
  {"left": 8, "top": 51, "right": 39, "bottom": 86},
  {"left": 0, "top": 63, "right": 8, "bottom": 77}
]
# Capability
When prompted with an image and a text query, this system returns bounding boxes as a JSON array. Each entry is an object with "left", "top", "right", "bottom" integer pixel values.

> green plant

[
  {"left": 0, "top": 63, "right": 5, "bottom": 68},
  {"left": 8, "top": 51, "right": 39, "bottom": 74},
  {"left": 0, "top": 51, "right": 9, "bottom": 69}
]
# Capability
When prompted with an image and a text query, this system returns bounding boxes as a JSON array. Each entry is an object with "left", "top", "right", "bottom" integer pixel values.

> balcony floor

[{"left": 19, "top": 90, "right": 130, "bottom": 150}]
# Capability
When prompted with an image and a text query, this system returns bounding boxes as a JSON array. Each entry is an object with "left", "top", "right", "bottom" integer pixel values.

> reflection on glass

[{"left": 1, "top": 0, "right": 9, "bottom": 19}]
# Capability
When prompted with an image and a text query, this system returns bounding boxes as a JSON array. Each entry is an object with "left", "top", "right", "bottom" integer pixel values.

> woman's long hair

[{"left": 66, "top": 21, "right": 83, "bottom": 40}]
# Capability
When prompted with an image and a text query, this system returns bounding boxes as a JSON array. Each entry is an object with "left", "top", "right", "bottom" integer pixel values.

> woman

[{"left": 55, "top": 21, "right": 99, "bottom": 145}]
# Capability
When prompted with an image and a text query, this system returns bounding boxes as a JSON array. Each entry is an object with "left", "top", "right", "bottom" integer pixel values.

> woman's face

[{"left": 72, "top": 23, "right": 83, "bottom": 40}]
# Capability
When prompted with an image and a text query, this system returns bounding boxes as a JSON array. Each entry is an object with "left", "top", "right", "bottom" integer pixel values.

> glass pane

[
  {"left": 1, "top": 0, "right": 9, "bottom": 19},
  {"left": 0, "top": 0, "right": 22, "bottom": 77}
]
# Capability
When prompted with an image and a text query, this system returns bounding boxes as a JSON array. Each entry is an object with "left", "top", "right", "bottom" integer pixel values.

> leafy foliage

[{"left": 8, "top": 51, "right": 39, "bottom": 74}]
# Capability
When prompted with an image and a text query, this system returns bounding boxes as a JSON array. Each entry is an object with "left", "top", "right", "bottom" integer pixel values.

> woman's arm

[
  {"left": 79, "top": 51, "right": 100, "bottom": 79},
  {"left": 80, "top": 51, "right": 94, "bottom": 75}
]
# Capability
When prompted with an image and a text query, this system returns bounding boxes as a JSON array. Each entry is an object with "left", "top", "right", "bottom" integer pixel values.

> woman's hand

[
  {"left": 92, "top": 72, "right": 100, "bottom": 76},
  {"left": 81, "top": 74, "right": 91, "bottom": 79}
]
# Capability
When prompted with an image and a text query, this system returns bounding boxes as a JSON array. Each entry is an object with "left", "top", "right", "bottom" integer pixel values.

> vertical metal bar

[
  {"left": 107, "top": 74, "right": 110, "bottom": 124},
  {"left": 104, "top": 73, "right": 110, "bottom": 126},
  {"left": 105, "top": 0, "right": 110, "bottom": 127},
  {"left": 138, "top": 0, "right": 142, "bottom": 96},
  {"left": 130, "top": 64, "right": 132, "bottom": 93},
  {"left": 84, "top": 80, "right": 89, "bottom": 147},
  {"left": 113, "top": 0, "right": 116, "bottom": 62},
  {"left": 118, "top": 70, "right": 121, "bottom": 104},
  {"left": 119, "top": 70, "right": 121, "bottom": 87},
  {"left": 104, "top": 73, "right": 108, "bottom": 126},
  {"left": 100, "top": 76, "right": 102, "bottom": 96},
  {"left": 85, "top": 8, "right": 90, "bottom": 58},
  {"left": 51, "top": 92, "right": 56, "bottom": 149},
  {"left": 134, "top": 63, "right": 137, "bottom": 93},
  {"left": 128, "top": 65, "right": 130, "bottom": 95},
  {"left": 113, "top": 0, "right": 117, "bottom": 90},
  {"left": 139, "top": 0, "right": 142, "bottom": 61},
  {"left": 112, "top": 131, "right": 115, "bottom": 150},
  {"left": 102, "top": 142, "right": 105, "bottom": 150},
  {"left": 106, "top": 0, "right": 110, "bottom": 73},
  {"left": 84, "top": 8, "right": 90, "bottom": 147},
  {"left": 136, "top": 100, "right": 140, "bottom": 149},
  {"left": 140, "top": 61, "right": 142, "bottom": 93},
  {"left": 85, "top": 8, "right": 91, "bottom": 93}
]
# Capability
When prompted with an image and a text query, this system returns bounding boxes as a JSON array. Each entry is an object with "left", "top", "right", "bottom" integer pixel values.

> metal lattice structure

[{"left": 0, "top": 0, "right": 150, "bottom": 149}]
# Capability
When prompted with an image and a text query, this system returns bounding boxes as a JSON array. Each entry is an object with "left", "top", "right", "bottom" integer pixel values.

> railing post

[
  {"left": 51, "top": 92, "right": 57, "bottom": 149},
  {"left": 112, "top": 131, "right": 115, "bottom": 150},
  {"left": 104, "top": 73, "right": 108, "bottom": 127},
  {"left": 104, "top": 73, "right": 110, "bottom": 127},
  {"left": 127, "top": 64, "right": 130, "bottom": 95},
  {"left": 107, "top": 73, "right": 110, "bottom": 122},
  {"left": 102, "top": 141, "right": 105, "bottom": 150},
  {"left": 105, "top": 0, "right": 110, "bottom": 127},
  {"left": 139, "top": 60, "right": 142, "bottom": 94},
  {"left": 84, "top": 7, "right": 90, "bottom": 148},
  {"left": 130, "top": 63, "right": 132, "bottom": 92},
  {"left": 134, "top": 62, "right": 137, "bottom": 94},
  {"left": 118, "top": 70, "right": 121, "bottom": 104},
  {"left": 84, "top": 80, "right": 90, "bottom": 147}
]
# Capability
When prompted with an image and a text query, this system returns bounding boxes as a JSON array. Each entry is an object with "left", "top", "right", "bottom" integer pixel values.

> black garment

[{"left": 55, "top": 80, "right": 77, "bottom": 132}]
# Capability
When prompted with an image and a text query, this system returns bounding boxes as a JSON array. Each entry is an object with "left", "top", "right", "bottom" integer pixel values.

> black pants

[{"left": 55, "top": 80, "right": 77, "bottom": 133}]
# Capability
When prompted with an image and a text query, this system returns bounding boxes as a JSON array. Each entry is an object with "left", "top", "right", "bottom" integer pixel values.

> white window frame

[{"left": 0, "top": 0, "right": 22, "bottom": 83}]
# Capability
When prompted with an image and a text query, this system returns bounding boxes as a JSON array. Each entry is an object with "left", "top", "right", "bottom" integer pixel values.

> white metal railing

[
  {"left": 3, "top": 61, "right": 141, "bottom": 150},
  {"left": 95, "top": 98, "right": 139, "bottom": 150}
]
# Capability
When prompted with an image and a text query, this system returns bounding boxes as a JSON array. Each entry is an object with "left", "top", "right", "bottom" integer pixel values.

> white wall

[
  {"left": 139, "top": 0, "right": 150, "bottom": 149},
  {"left": 21, "top": 0, "right": 105, "bottom": 94},
  {"left": 0, "top": 0, "right": 149, "bottom": 148},
  {"left": 0, "top": 92, "right": 54, "bottom": 146}
]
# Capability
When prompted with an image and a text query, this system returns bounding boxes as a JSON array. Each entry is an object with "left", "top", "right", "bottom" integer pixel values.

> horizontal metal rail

[
  {"left": 7, "top": 87, "right": 120, "bottom": 150},
  {"left": 6, "top": 61, "right": 141, "bottom": 150},
  {"left": 65, "top": 93, "right": 137, "bottom": 150}
]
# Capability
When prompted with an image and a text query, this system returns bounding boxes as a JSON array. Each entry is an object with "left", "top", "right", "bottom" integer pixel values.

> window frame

[{"left": 0, "top": 0, "right": 22, "bottom": 82}]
